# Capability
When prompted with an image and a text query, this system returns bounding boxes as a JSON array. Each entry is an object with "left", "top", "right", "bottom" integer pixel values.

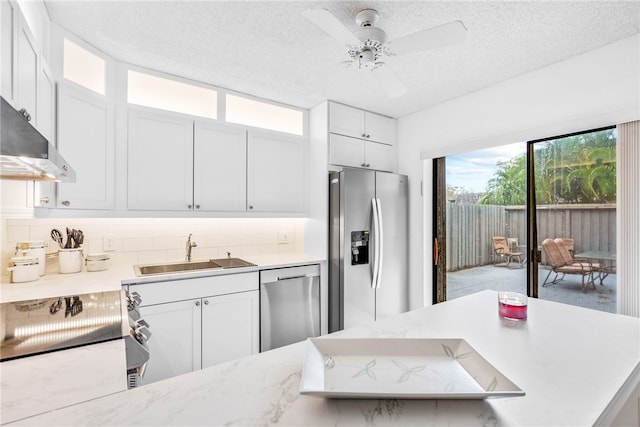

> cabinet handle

[
  {"left": 40, "top": 197, "right": 49, "bottom": 205},
  {"left": 361, "top": 133, "right": 366, "bottom": 138},
  {"left": 187, "top": 204, "right": 193, "bottom": 209},
  {"left": 366, "top": 163, "right": 371, "bottom": 167},
  {"left": 195, "top": 204, "right": 200, "bottom": 209},
  {"left": 248, "top": 205, "right": 254, "bottom": 210},
  {"left": 61, "top": 200, "right": 70, "bottom": 206},
  {"left": 366, "top": 134, "right": 370, "bottom": 139},
  {"left": 195, "top": 301, "right": 200, "bottom": 307},
  {"left": 18, "top": 108, "right": 31, "bottom": 122},
  {"left": 204, "top": 300, "right": 209, "bottom": 305}
]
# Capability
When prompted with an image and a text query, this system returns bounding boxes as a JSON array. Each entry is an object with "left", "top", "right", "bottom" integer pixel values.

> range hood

[{"left": 1, "top": 96, "right": 75, "bottom": 182}]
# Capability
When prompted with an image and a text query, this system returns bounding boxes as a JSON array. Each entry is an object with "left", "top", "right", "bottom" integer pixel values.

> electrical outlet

[
  {"left": 277, "top": 232, "right": 289, "bottom": 244},
  {"left": 103, "top": 237, "right": 115, "bottom": 251}
]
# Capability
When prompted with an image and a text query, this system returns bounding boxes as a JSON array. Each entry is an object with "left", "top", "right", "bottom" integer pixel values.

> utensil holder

[{"left": 59, "top": 248, "right": 83, "bottom": 274}]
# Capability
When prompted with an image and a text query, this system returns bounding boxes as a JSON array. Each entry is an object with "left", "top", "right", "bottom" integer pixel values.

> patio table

[{"left": 574, "top": 251, "right": 616, "bottom": 285}]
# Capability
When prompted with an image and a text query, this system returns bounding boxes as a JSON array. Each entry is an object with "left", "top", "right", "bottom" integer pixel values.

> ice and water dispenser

[{"left": 350, "top": 231, "right": 369, "bottom": 265}]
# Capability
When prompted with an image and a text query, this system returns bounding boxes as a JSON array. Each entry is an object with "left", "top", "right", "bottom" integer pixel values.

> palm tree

[{"left": 478, "top": 128, "right": 616, "bottom": 206}]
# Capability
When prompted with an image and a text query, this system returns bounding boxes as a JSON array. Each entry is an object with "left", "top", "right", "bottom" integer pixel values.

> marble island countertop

[
  {"left": 9, "top": 290, "right": 640, "bottom": 426},
  {"left": 0, "top": 254, "right": 324, "bottom": 303}
]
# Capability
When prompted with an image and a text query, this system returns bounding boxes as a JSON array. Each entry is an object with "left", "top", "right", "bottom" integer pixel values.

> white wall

[{"left": 397, "top": 34, "right": 640, "bottom": 310}]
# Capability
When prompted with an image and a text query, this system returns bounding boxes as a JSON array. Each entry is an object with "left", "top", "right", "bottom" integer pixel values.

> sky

[{"left": 446, "top": 142, "right": 526, "bottom": 193}]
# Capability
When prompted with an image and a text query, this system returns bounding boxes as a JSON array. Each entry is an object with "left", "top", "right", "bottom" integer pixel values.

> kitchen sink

[
  {"left": 209, "top": 258, "right": 257, "bottom": 269},
  {"left": 134, "top": 260, "right": 223, "bottom": 276},
  {"left": 133, "top": 258, "right": 256, "bottom": 276}
]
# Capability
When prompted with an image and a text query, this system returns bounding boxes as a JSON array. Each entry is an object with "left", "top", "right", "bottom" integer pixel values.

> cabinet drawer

[{"left": 128, "top": 272, "right": 258, "bottom": 306}]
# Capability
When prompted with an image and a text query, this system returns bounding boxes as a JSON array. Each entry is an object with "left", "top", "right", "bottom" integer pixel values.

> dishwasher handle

[{"left": 277, "top": 274, "right": 308, "bottom": 281}]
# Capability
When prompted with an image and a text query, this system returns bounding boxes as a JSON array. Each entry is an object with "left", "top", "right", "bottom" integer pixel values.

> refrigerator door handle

[
  {"left": 375, "top": 198, "right": 384, "bottom": 289},
  {"left": 371, "top": 198, "right": 380, "bottom": 290}
]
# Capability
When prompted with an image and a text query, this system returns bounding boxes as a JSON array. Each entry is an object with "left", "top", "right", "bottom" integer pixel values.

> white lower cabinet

[
  {"left": 128, "top": 272, "right": 259, "bottom": 385},
  {"left": 201, "top": 291, "right": 259, "bottom": 369},
  {"left": 139, "top": 298, "right": 202, "bottom": 384}
]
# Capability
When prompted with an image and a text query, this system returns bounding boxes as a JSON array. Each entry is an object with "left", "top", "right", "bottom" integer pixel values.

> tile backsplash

[{"left": 1, "top": 218, "right": 305, "bottom": 277}]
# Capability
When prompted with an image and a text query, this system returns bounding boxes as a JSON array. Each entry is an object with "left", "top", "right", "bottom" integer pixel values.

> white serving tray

[{"left": 299, "top": 338, "right": 524, "bottom": 399}]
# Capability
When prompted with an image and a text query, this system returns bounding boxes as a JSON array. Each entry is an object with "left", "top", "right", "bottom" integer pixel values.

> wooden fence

[{"left": 446, "top": 203, "right": 616, "bottom": 272}]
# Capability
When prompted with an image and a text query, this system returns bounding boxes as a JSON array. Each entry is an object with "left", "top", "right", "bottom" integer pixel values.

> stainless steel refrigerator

[{"left": 328, "top": 168, "right": 409, "bottom": 332}]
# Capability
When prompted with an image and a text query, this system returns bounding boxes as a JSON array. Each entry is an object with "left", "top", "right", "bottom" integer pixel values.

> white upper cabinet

[
  {"left": 247, "top": 129, "right": 305, "bottom": 213},
  {"left": 36, "top": 63, "right": 55, "bottom": 141},
  {"left": 329, "top": 133, "right": 397, "bottom": 172},
  {"left": 329, "top": 102, "right": 365, "bottom": 139},
  {"left": 127, "top": 108, "right": 194, "bottom": 211},
  {"left": 364, "top": 111, "right": 396, "bottom": 145},
  {"left": 128, "top": 111, "right": 305, "bottom": 215},
  {"left": 16, "top": 12, "right": 37, "bottom": 122},
  {"left": 326, "top": 101, "right": 397, "bottom": 172},
  {"left": 34, "top": 63, "right": 56, "bottom": 208},
  {"left": 194, "top": 121, "right": 246, "bottom": 212},
  {"left": 57, "top": 84, "right": 115, "bottom": 210},
  {"left": 329, "top": 102, "right": 396, "bottom": 146},
  {"left": 1, "top": 0, "right": 17, "bottom": 104}
]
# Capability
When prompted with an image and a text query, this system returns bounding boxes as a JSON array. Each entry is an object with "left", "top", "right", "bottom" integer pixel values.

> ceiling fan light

[{"left": 357, "top": 48, "right": 376, "bottom": 69}]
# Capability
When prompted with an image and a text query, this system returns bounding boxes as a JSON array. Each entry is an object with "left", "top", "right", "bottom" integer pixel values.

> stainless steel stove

[
  {"left": 0, "top": 289, "right": 151, "bottom": 389},
  {"left": 0, "top": 290, "right": 128, "bottom": 361}
]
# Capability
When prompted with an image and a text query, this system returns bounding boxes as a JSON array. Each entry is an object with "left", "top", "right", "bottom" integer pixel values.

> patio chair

[
  {"left": 554, "top": 238, "right": 601, "bottom": 283},
  {"left": 542, "top": 238, "right": 596, "bottom": 291},
  {"left": 492, "top": 236, "right": 523, "bottom": 268},
  {"left": 558, "top": 238, "right": 575, "bottom": 257}
]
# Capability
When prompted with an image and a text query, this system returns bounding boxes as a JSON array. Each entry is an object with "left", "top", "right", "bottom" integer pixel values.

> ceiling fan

[{"left": 302, "top": 8, "right": 468, "bottom": 98}]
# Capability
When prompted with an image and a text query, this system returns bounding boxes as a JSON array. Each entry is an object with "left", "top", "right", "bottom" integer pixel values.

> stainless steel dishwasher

[{"left": 260, "top": 264, "right": 320, "bottom": 351}]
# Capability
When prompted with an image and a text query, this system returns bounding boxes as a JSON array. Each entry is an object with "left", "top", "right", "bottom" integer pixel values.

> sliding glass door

[
  {"left": 531, "top": 127, "right": 617, "bottom": 312},
  {"left": 434, "top": 127, "right": 617, "bottom": 313},
  {"left": 439, "top": 142, "right": 528, "bottom": 302}
]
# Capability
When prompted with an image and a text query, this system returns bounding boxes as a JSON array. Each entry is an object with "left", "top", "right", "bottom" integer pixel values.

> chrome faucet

[{"left": 186, "top": 234, "right": 197, "bottom": 261}]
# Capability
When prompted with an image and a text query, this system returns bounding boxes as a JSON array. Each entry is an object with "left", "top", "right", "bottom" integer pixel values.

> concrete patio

[{"left": 447, "top": 264, "right": 617, "bottom": 313}]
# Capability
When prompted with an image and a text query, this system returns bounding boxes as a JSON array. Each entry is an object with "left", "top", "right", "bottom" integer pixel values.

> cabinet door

[
  {"left": 1, "top": 0, "right": 17, "bottom": 104},
  {"left": 247, "top": 130, "right": 305, "bottom": 213},
  {"left": 57, "top": 84, "right": 115, "bottom": 210},
  {"left": 201, "top": 290, "right": 259, "bottom": 369},
  {"left": 194, "top": 121, "right": 246, "bottom": 211},
  {"left": 16, "top": 12, "right": 37, "bottom": 124},
  {"left": 329, "top": 102, "right": 365, "bottom": 139},
  {"left": 365, "top": 141, "right": 397, "bottom": 172},
  {"left": 138, "top": 299, "right": 202, "bottom": 385},
  {"left": 364, "top": 112, "right": 396, "bottom": 146},
  {"left": 329, "top": 133, "right": 365, "bottom": 168},
  {"left": 36, "top": 63, "right": 55, "bottom": 140},
  {"left": 128, "top": 109, "right": 194, "bottom": 210},
  {"left": 35, "top": 63, "right": 56, "bottom": 208}
]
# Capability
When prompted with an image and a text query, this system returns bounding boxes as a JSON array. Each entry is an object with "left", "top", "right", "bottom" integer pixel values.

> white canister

[
  {"left": 58, "top": 248, "right": 83, "bottom": 274},
  {"left": 16, "top": 241, "right": 46, "bottom": 276},
  {"left": 7, "top": 256, "right": 40, "bottom": 283},
  {"left": 85, "top": 253, "right": 110, "bottom": 272}
]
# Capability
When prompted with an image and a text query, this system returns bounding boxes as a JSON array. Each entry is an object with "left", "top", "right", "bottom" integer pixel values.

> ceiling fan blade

[
  {"left": 390, "top": 20, "right": 468, "bottom": 55},
  {"left": 302, "top": 9, "right": 361, "bottom": 46},
  {"left": 372, "top": 65, "right": 407, "bottom": 98}
]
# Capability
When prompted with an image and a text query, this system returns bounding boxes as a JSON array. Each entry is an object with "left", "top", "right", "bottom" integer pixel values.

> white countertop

[
  {"left": 0, "top": 254, "right": 324, "bottom": 303},
  {"left": 9, "top": 290, "right": 640, "bottom": 426}
]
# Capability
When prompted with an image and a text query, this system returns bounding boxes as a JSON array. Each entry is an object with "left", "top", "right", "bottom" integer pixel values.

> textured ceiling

[{"left": 44, "top": 1, "right": 640, "bottom": 118}]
